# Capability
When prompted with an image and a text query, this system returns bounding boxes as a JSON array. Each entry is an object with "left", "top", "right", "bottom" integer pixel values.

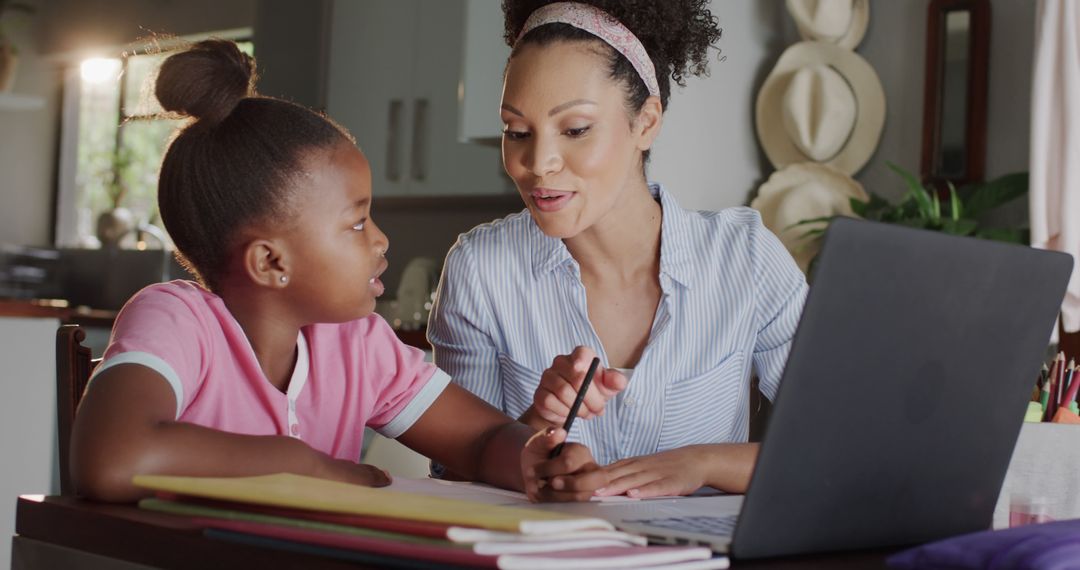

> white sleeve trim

[
  {"left": 375, "top": 368, "right": 451, "bottom": 439},
  {"left": 90, "top": 352, "right": 185, "bottom": 419}
]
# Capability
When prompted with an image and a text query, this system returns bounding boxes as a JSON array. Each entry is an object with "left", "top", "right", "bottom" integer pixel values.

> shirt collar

[
  {"left": 529, "top": 183, "right": 698, "bottom": 288},
  {"left": 654, "top": 183, "right": 696, "bottom": 288}
]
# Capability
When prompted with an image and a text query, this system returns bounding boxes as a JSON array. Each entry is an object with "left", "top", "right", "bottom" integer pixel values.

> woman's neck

[
  {"left": 564, "top": 182, "right": 662, "bottom": 282},
  {"left": 218, "top": 284, "right": 301, "bottom": 392}
]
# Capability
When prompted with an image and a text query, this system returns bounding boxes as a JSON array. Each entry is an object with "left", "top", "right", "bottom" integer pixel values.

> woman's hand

[
  {"left": 596, "top": 446, "right": 714, "bottom": 499},
  {"left": 530, "top": 346, "right": 627, "bottom": 426},
  {"left": 521, "top": 427, "right": 608, "bottom": 502},
  {"left": 596, "top": 444, "right": 759, "bottom": 498}
]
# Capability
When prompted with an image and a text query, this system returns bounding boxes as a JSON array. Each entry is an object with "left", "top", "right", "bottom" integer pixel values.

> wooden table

[{"left": 13, "top": 495, "right": 899, "bottom": 569}]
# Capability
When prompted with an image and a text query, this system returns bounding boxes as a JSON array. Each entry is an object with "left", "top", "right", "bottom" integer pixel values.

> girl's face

[
  {"left": 285, "top": 142, "right": 389, "bottom": 323},
  {"left": 500, "top": 41, "right": 658, "bottom": 239}
]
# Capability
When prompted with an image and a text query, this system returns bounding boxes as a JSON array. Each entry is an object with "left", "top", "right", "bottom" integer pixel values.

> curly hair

[
  {"left": 154, "top": 39, "right": 353, "bottom": 291},
  {"left": 503, "top": 0, "right": 722, "bottom": 113}
]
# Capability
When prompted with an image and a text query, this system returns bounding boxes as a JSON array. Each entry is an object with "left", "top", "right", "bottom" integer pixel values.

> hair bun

[{"left": 155, "top": 39, "right": 257, "bottom": 125}]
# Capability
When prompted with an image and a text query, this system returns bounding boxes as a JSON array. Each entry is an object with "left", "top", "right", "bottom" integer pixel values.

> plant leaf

[
  {"left": 964, "top": 172, "right": 1029, "bottom": 218},
  {"left": 907, "top": 187, "right": 934, "bottom": 220},
  {"left": 899, "top": 218, "right": 929, "bottom": 229},
  {"left": 887, "top": 162, "right": 925, "bottom": 196},
  {"left": 948, "top": 182, "right": 961, "bottom": 221},
  {"left": 850, "top": 197, "right": 869, "bottom": 217},
  {"left": 975, "top": 227, "right": 1029, "bottom": 244},
  {"left": 797, "top": 228, "right": 828, "bottom": 241},
  {"left": 784, "top": 215, "right": 836, "bottom": 231},
  {"left": 941, "top": 218, "right": 977, "bottom": 236}
]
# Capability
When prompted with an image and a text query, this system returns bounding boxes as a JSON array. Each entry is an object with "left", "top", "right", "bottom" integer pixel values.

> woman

[{"left": 429, "top": 0, "right": 807, "bottom": 499}]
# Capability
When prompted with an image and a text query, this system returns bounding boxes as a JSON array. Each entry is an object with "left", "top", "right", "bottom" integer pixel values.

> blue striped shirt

[{"left": 428, "top": 184, "right": 807, "bottom": 466}]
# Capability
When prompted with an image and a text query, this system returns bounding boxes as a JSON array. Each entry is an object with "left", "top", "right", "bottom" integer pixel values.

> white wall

[
  {"left": 650, "top": 0, "right": 791, "bottom": 211},
  {"left": 0, "top": 0, "right": 57, "bottom": 246},
  {"left": 651, "top": 0, "right": 1037, "bottom": 212}
]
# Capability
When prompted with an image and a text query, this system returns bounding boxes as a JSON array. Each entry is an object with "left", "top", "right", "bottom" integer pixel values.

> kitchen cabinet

[
  {"left": 459, "top": 0, "right": 510, "bottom": 143},
  {"left": 253, "top": 0, "right": 332, "bottom": 111},
  {"left": 327, "top": 0, "right": 512, "bottom": 196},
  {"left": 0, "top": 316, "right": 61, "bottom": 567}
]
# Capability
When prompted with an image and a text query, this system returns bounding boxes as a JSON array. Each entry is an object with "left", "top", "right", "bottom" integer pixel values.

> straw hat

[
  {"left": 755, "top": 40, "right": 885, "bottom": 176},
  {"left": 750, "top": 162, "right": 867, "bottom": 273},
  {"left": 786, "top": 0, "right": 869, "bottom": 50}
]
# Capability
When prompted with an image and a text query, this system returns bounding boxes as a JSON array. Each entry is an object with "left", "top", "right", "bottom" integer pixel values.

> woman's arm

[
  {"left": 596, "top": 443, "right": 760, "bottom": 498},
  {"left": 396, "top": 383, "right": 608, "bottom": 501},
  {"left": 71, "top": 364, "right": 388, "bottom": 502}
]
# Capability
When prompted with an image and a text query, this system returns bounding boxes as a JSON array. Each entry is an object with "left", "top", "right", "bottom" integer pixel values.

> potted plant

[
  {"left": 792, "top": 162, "right": 1029, "bottom": 272},
  {"left": 0, "top": 0, "right": 34, "bottom": 93},
  {"left": 95, "top": 147, "right": 137, "bottom": 249}
]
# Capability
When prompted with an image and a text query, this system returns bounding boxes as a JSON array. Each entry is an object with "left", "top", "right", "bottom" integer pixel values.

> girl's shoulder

[
  {"left": 118, "top": 279, "right": 218, "bottom": 318},
  {"left": 306, "top": 313, "right": 401, "bottom": 348}
]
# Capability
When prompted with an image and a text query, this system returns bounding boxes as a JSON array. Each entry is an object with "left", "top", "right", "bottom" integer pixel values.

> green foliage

[{"left": 791, "top": 162, "right": 1030, "bottom": 246}]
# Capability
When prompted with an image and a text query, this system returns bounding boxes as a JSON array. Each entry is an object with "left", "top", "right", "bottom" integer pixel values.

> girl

[
  {"left": 71, "top": 39, "right": 597, "bottom": 503},
  {"left": 429, "top": 1, "right": 808, "bottom": 499}
]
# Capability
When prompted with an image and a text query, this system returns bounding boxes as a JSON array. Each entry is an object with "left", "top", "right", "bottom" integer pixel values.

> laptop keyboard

[{"left": 625, "top": 514, "right": 739, "bottom": 536}]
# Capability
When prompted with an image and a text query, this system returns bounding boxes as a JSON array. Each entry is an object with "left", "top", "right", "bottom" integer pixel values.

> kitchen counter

[
  {"left": 0, "top": 298, "right": 116, "bottom": 328},
  {"left": 0, "top": 297, "right": 432, "bottom": 350}
]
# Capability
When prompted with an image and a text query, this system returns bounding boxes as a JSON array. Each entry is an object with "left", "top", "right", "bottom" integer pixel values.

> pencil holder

[{"left": 993, "top": 422, "right": 1080, "bottom": 528}]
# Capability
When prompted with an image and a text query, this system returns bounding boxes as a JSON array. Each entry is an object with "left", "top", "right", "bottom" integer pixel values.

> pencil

[{"left": 549, "top": 357, "right": 601, "bottom": 459}]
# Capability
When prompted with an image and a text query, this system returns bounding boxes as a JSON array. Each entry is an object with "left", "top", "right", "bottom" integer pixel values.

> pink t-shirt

[{"left": 92, "top": 280, "right": 449, "bottom": 461}]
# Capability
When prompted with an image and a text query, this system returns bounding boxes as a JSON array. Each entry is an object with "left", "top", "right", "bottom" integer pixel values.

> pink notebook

[
  {"left": 197, "top": 517, "right": 718, "bottom": 569},
  {"left": 195, "top": 517, "right": 497, "bottom": 567}
]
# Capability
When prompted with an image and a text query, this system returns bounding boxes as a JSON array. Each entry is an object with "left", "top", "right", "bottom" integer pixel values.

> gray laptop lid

[{"left": 731, "top": 218, "right": 1072, "bottom": 559}]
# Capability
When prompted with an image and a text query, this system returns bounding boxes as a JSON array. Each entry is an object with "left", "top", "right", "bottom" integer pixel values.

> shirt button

[
  {"left": 625, "top": 397, "right": 636, "bottom": 407},
  {"left": 290, "top": 423, "right": 300, "bottom": 436}
]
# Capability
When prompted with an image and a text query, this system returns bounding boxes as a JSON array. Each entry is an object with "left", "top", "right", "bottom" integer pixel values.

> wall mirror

[{"left": 920, "top": 0, "right": 990, "bottom": 190}]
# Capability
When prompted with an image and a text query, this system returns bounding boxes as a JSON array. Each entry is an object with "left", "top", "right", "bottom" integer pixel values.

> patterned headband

[{"left": 517, "top": 2, "right": 661, "bottom": 98}]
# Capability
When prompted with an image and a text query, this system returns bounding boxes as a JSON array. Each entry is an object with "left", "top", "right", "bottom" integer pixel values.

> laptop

[{"left": 609, "top": 218, "right": 1073, "bottom": 558}]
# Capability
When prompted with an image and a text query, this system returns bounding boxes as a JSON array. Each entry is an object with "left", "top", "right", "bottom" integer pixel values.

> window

[{"left": 55, "top": 38, "right": 253, "bottom": 248}]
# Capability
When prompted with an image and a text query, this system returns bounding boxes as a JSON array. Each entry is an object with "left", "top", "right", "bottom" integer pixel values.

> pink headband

[{"left": 517, "top": 2, "right": 661, "bottom": 98}]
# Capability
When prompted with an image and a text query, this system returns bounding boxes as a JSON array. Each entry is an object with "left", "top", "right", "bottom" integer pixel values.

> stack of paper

[{"left": 134, "top": 473, "right": 729, "bottom": 569}]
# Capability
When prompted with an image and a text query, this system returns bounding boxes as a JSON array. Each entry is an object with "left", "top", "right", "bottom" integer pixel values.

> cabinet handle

[
  {"left": 386, "top": 99, "right": 403, "bottom": 182},
  {"left": 410, "top": 98, "right": 429, "bottom": 182}
]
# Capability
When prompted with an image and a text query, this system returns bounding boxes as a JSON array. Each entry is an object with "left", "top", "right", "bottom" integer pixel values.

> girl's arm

[
  {"left": 71, "top": 363, "right": 388, "bottom": 502},
  {"left": 396, "top": 383, "right": 608, "bottom": 501},
  {"left": 596, "top": 443, "right": 760, "bottom": 498}
]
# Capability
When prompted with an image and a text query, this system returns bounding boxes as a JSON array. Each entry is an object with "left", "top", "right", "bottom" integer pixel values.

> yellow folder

[{"left": 133, "top": 473, "right": 612, "bottom": 534}]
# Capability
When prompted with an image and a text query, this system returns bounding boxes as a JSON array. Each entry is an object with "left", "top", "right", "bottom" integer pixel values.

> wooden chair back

[{"left": 56, "top": 324, "right": 99, "bottom": 496}]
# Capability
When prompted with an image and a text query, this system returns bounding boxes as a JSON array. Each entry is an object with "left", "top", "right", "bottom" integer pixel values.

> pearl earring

[{"left": 279, "top": 275, "right": 288, "bottom": 284}]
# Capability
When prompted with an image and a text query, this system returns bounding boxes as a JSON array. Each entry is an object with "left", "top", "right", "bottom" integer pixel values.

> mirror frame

[{"left": 920, "top": 0, "right": 991, "bottom": 191}]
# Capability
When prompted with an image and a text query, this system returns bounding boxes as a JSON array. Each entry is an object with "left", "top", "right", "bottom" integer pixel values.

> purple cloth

[{"left": 887, "top": 519, "right": 1080, "bottom": 569}]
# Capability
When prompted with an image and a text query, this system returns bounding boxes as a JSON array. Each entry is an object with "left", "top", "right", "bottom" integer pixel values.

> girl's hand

[
  {"left": 319, "top": 457, "right": 392, "bottom": 487},
  {"left": 595, "top": 446, "right": 713, "bottom": 499},
  {"left": 521, "top": 427, "right": 608, "bottom": 502},
  {"left": 532, "top": 346, "right": 628, "bottom": 425}
]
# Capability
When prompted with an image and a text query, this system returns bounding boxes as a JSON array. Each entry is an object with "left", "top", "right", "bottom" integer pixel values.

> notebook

[
  {"left": 133, "top": 472, "right": 611, "bottom": 534},
  {"left": 198, "top": 517, "right": 719, "bottom": 569},
  {"left": 605, "top": 218, "right": 1072, "bottom": 558}
]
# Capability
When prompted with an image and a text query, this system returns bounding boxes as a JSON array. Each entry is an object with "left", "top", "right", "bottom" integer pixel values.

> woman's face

[{"left": 501, "top": 41, "right": 658, "bottom": 239}]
